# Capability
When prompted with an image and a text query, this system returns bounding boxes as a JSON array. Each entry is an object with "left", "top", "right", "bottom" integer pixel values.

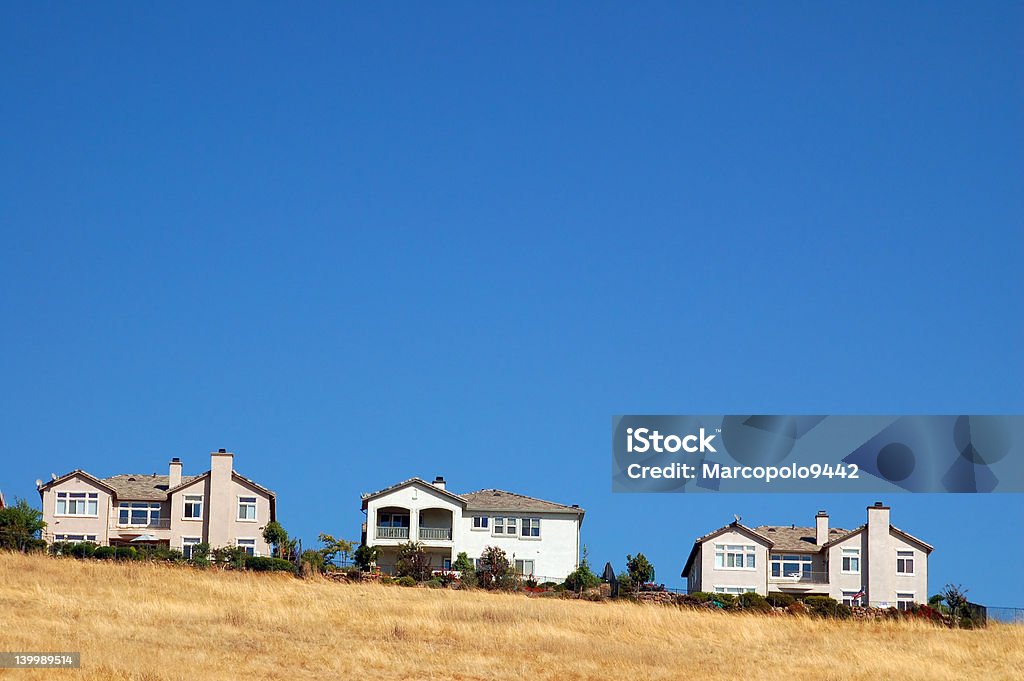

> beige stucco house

[
  {"left": 682, "top": 503, "right": 932, "bottom": 609},
  {"left": 37, "top": 450, "right": 277, "bottom": 558}
]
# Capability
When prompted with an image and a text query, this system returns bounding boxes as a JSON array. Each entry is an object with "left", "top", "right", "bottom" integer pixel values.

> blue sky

[{"left": 1, "top": 4, "right": 1021, "bottom": 603}]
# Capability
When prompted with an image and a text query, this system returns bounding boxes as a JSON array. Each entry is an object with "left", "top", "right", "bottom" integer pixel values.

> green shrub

[
  {"left": 766, "top": 592, "right": 796, "bottom": 608},
  {"left": 300, "top": 550, "right": 326, "bottom": 574},
  {"left": 188, "top": 542, "right": 211, "bottom": 567},
  {"left": 245, "top": 556, "right": 296, "bottom": 573},
  {"left": 48, "top": 541, "right": 73, "bottom": 556},
  {"left": 615, "top": 572, "right": 635, "bottom": 597},
  {"left": 353, "top": 544, "right": 380, "bottom": 571},
  {"left": 712, "top": 593, "right": 736, "bottom": 608},
  {"left": 68, "top": 542, "right": 97, "bottom": 559},
  {"left": 395, "top": 542, "right": 432, "bottom": 581},
  {"left": 379, "top": 575, "right": 394, "bottom": 585},
  {"left": 563, "top": 564, "right": 601, "bottom": 592},
  {"left": 94, "top": 546, "right": 116, "bottom": 560},
  {"left": 737, "top": 592, "right": 771, "bottom": 612},
  {"left": 114, "top": 547, "right": 139, "bottom": 561},
  {"left": 425, "top": 578, "right": 444, "bottom": 589},
  {"left": 0, "top": 498, "right": 46, "bottom": 551},
  {"left": 689, "top": 591, "right": 716, "bottom": 603},
  {"left": 804, "top": 595, "right": 842, "bottom": 617},
  {"left": 396, "top": 576, "right": 417, "bottom": 587}
]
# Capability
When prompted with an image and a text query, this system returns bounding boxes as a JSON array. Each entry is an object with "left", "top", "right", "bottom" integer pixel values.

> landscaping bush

[
  {"left": 68, "top": 542, "right": 98, "bottom": 559},
  {"left": 395, "top": 542, "right": 432, "bottom": 582},
  {"left": 353, "top": 544, "right": 380, "bottom": 571},
  {"left": 688, "top": 591, "right": 716, "bottom": 603},
  {"left": 712, "top": 593, "right": 736, "bottom": 608},
  {"left": 425, "top": 578, "right": 444, "bottom": 589},
  {"left": 396, "top": 576, "right": 417, "bottom": 587},
  {"left": 766, "top": 592, "right": 796, "bottom": 608},
  {"left": 563, "top": 563, "right": 600, "bottom": 592},
  {"left": 379, "top": 575, "right": 394, "bottom": 585},
  {"left": 245, "top": 556, "right": 296, "bottom": 573},
  {"left": 48, "top": 541, "right": 73, "bottom": 556},
  {"left": 114, "top": 547, "right": 139, "bottom": 561},
  {"left": 94, "top": 546, "right": 116, "bottom": 560},
  {"left": 0, "top": 498, "right": 46, "bottom": 552},
  {"left": 615, "top": 572, "right": 635, "bottom": 597},
  {"left": 737, "top": 592, "right": 771, "bottom": 612},
  {"left": 300, "top": 549, "right": 326, "bottom": 574},
  {"left": 804, "top": 595, "right": 842, "bottom": 617}
]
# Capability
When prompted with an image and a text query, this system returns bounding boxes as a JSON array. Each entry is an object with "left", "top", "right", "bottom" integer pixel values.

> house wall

[
  {"left": 169, "top": 476, "right": 212, "bottom": 547},
  {"left": 455, "top": 511, "right": 580, "bottom": 581},
  {"left": 697, "top": 530, "right": 770, "bottom": 595},
  {"left": 40, "top": 474, "right": 112, "bottom": 544},
  {"left": 826, "top": 532, "right": 868, "bottom": 601},
  {"left": 168, "top": 474, "right": 273, "bottom": 556},
  {"left": 365, "top": 483, "right": 464, "bottom": 552}
]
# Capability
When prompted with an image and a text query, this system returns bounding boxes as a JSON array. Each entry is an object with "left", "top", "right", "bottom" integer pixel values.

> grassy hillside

[{"left": 1, "top": 552, "right": 1020, "bottom": 680}]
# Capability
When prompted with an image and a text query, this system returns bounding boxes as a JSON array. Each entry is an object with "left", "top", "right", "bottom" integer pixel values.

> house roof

[
  {"left": 103, "top": 474, "right": 201, "bottom": 501},
  {"left": 822, "top": 523, "right": 934, "bottom": 553},
  {"left": 37, "top": 469, "right": 117, "bottom": 495},
  {"left": 754, "top": 525, "right": 850, "bottom": 552},
  {"left": 460, "top": 489, "right": 585, "bottom": 516},
  {"left": 680, "top": 521, "right": 775, "bottom": 576},
  {"left": 360, "top": 478, "right": 584, "bottom": 518}
]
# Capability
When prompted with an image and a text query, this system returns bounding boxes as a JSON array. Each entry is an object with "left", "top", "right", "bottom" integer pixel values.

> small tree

[
  {"left": 0, "top": 498, "right": 46, "bottom": 551},
  {"left": 476, "top": 546, "right": 512, "bottom": 590},
  {"left": 452, "top": 551, "right": 477, "bottom": 587},
  {"left": 563, "top": 545, "right": 600, "bottom": 593},
  {"left": 942, "top": 584, "right": 970, "bottom": 627},
  {"left": 262, "top": 521, "right": 289, "bottom": 559},
  {"left": 353, "top": 544, "right": 380, "bottom": 571},
  {"left": 626, "top": 553, "right": 655, "bottom": 594},
  {"left": 318, "top": 533, "right": 355, "bottom": 568},
  {"left": 396, "top": 542, "right": 432, "bottom": 581}
]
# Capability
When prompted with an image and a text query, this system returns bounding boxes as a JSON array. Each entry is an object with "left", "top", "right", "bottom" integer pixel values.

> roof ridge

[{"left": 461, "top": 488, "right": 579, "bottom": 509}]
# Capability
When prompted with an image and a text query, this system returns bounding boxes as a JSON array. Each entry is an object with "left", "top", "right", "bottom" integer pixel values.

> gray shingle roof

[
  {"left": 754, "top": 525, "right": 849, "bottom": 552},
  {"left": 102, "top": 474, "right": 200, "bottom": 501},
  {"left": 460, "top": 489, "right": 584, "bottom": 515}
]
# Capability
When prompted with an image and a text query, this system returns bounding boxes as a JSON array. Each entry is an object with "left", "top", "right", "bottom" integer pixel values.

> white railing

[
  {"left": 418, "top": 527, "right": 452, "bottom": 541},
  {"left": 769, "top": 571, "right": 829, "bottom": 584},
  {"left": 112, "top": 519, "right": 171, "bottom": 530},
  {"left": 375, "top": 526, "right": 409, "bottom": 540}
]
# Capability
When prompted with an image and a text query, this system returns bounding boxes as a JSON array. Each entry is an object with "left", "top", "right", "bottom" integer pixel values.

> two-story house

[
  {"left": 37, "top": 449, "right": 277, "bottom": 558},
  {"left": 361, "top": 476, "right": 584, "bottom": 581},
  {"left": 681, "top": 502, "right": 932, "bottom": 609}
]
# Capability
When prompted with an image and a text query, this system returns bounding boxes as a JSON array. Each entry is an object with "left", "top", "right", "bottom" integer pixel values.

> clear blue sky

[{"left": 2, "top": 4, "right": 1021, "bottom": 604}]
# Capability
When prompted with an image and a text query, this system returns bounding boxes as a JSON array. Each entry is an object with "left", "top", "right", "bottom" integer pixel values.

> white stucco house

[
  {"left": 361, "top": 476, "right": 585, "bottom": 581},
  {"left": 681, "top": 502, "right": 932, "bottom": 609}
]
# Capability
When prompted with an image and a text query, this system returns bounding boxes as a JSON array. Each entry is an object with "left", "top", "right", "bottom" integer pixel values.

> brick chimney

[
  {"left": 432, "top": 476, "right": 446, "bottom": 491},
  {"left": 815, "top": 510, "right": 829, "bottom": 545},
  {"left": 169, "top": 457, "right": 183, "bottom": 489}
]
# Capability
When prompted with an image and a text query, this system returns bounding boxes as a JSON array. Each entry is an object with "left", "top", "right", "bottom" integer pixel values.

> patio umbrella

[{"left": 129, "top": 534, "right": 159, "bottom": 542}]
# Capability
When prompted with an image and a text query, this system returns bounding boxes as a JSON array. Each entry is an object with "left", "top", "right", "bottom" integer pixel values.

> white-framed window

[
  {"left": 841, "top": 548, "right": 861, "bottom": 574},
  {"left": 119, "top": 502, "right": 161, "bottom": 526},
  {"left": 183, "top": 495, "right": 203, "bottom": 519},
  {"left": 842, "top": 590, "right": 864, "bottom": 607},
  {"left": 896, "top": 550, "right": 915, "bottom": 575},
  {"left": 896, "top": 592, "right": 915, "bottom": 611},
  {"left": 514, "top": 559, "right": 536, "bottom": 577},
  {"left": 237, "top": 496, "right": 257, "bottom": 521},
  {"left": 716, "top": 544, "right": 756, "bottom": 570},
  {"left": 56, "top": 491, "right": 99, "bottom": 516},
  {"left": 520, "top": 518, "right": 540, "bottom": 538},
  {"left": 770, "top": 554, "right": 812, "bottom": 577},
  {"left": 714, "top": 586, "right": 756, "bottom": 594},
  {"left": 472, "top": 516, "right": 489, "bottom": 530},
  {"left": 493, "top": 517, "right": 518, "bottom": 536},
  {"left": 182, "top": 537, "right": 202, "bottom": 559},
  {"left": 378, "top": 512, "right": 410, "bottom": 528},
  {"left": 237, "top": 538, "right": 257, "bottom": 557},
  {"left": 54, "top": 534, "right": 97, "bottom": 542}
]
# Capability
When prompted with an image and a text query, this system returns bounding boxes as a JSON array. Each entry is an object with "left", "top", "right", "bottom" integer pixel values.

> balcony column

[{"left": 411, "top": 509, "right": 418, "bottom": 543}]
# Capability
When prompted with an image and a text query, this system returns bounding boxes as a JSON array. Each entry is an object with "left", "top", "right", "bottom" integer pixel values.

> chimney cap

[
  {"left": 433, "top": 475, "right": 445, "bottom": 483},
  {"left": 218, "top": 448, "right": 227, "bottom": 453},
  {"left": 171, "top": 457, "right": 181, "bottom": 463},
  {"left": 816, "top": 510, "right": 828, "bottom": 516}
]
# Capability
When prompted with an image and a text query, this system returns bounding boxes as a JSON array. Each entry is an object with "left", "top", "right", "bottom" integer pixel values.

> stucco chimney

[
  {"left": 432, "top": 476, "right": 446, "bottom": 491},
  {"left": 208, "top": 449, "right": 234, "bottom": 547},
  {"left": 866, "top": 502, "right": 891, "bottom": 602},
  {"left": 815, "top": 510, "right": 829, "bottom": 545},
  {"left": 169, "top": 457, "right": 183, "bottom": 489}
]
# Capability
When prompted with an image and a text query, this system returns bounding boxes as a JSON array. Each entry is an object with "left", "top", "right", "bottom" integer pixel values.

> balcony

[
  {"left": 375, "top": 526, "right": 410, "bottom": 540},
  {"left": 769, "top": 571, "right": 829, "bottom": 586},
  {"left": 418, "top": 527, "right": 452, "bottom": 541}
]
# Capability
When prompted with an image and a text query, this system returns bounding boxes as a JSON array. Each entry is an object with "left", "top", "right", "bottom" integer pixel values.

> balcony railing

[
  {"left": 376, "top": 526, "right": 410, "bottom": 540},
  {"left": 418, "top": 527, "right": 452, "bottom": 541},
  {"left": 769, "top": 571, "right": 829, "bottom": 584},
  {"left": 113, "top": 518, "right": 171, "bottom": 530}
]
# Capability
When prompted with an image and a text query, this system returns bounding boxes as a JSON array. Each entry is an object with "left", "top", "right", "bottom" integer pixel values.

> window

[
  {"left": 520, "top": 518, "right": 540, "bottom": 538},
  {"left": 119, "top": 502, "right": 161, "bottom": 526},
  {"left": 715, "top": 544, "right": 756, "bottom": 570},
  {"left": 841, "top": 548, "right": 861, "bottom": 574},
  {"left": 56, "top": 492, "right": 98, "bottom": 516},
  {"left": 184, "top": 495, "right": 203, "bottom": 519},
  {"left": 54, "top": 534, "right": 97, "bottom": 542},
  {"left": 714, "top": 586, "right": 756, "bottom": 594},
  {"left": 238, "top": 496, "right": 257, "bottom": 521},
  {"left": 770, "top": 554, "right": 812, "bottom": 577},
  {"left": 237, "top": 538, "right": 257, "bottom": 557},
  {"left": 842, "top": 590, "right": 864, "bottom": 607},
  {"left": 442, "top": 558, "right": 452, "bottom": 570},
  {"left": 182, "top": 537, "right": 202, "bottom": 559},
  {"left": 493, "top": 517, "right": 518, "bottom": 536},
  {"left": 896, "top": 592, "right": 915, "bottom": 611},
  {"left": 378, "top": 513, "right": 410, "bottom": 528},
  {"left": 897, "top": 551, "right": 915, "bottom": 575},
  {"left": 472, "top": 516, "right": 489, "bottom": 530},
  {"left": 514, "top": 559, "right": 536, "bottom": 577}
]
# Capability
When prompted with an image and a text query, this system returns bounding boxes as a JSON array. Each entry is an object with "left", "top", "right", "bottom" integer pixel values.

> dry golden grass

[{"left": 1, "top": 552, "right": 1021, "bottom": 681}]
